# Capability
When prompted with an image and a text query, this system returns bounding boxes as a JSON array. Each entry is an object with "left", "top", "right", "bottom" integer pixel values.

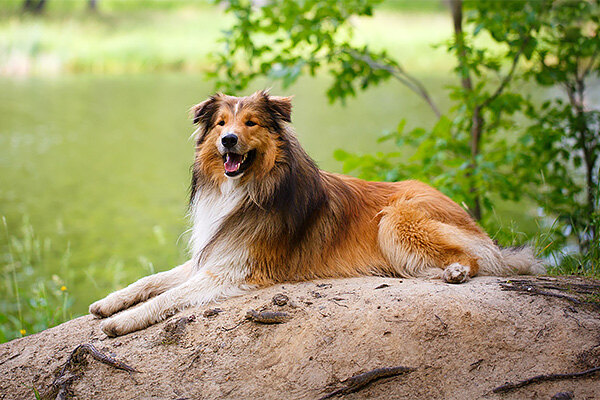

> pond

[{"left": 1, "top": 73, "right": 525, "bottom": 321}]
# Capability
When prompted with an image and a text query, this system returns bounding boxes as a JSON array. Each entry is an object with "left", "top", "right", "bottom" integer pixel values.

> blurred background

[{"left": 1, "top": 0, "right": 598, "bottom": 342}]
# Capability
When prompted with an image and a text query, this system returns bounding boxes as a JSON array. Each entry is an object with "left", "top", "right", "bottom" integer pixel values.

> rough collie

[{"left": 90, "top": 90, "right": 544, "bottom": 337}]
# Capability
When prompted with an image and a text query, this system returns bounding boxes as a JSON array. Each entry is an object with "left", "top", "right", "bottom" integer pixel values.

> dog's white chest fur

[{"left": 190, "top": 180, "right": 246, "bottom": 263}]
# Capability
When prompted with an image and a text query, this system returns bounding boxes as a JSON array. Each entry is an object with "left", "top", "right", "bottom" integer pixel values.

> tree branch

[
  {"left": 481, "top": 39, "right": 528, "bottom": 109},
  {"left": 581, "top": 47, "right": 599, "bottom": 80},
  {"left": 342, "top": 49, "right": 442, "bottom": 118}
]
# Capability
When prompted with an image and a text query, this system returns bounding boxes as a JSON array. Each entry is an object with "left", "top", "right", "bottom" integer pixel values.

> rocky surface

[{"left": 1, "top": 276, "right": 599, "bottom": 399}]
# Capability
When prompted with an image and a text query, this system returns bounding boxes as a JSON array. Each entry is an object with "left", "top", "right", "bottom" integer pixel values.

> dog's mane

[
  {"left": 253, "top": 126, "right": 328, "bottom": 243},
  {"left": 190, "top": 121, "right": 330, "bottom": 266}
]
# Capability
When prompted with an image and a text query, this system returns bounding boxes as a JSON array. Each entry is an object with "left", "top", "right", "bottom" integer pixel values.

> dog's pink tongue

[{"left": 224, "top": 153, "right": 242, "bottom": 172}]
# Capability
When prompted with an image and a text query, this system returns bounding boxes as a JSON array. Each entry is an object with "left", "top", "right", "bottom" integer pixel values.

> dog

[{"left": 90, "top": 90, "right": 544, "bottom": 337}]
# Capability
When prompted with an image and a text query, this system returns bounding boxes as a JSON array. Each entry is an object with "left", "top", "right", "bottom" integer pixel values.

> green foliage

[
  {"left": 335, "top": 116, "right": 474, "bottom": 204},
  {"left": 521, "top": 100, "right": 599, "bottom": 248},
  {"left": 212, "top": 0, "right": 410, "bottom": 103},
  {"left": 213, "top": 0, "right": 544, "bottom": 222},
  {"left": 440, "top": 0, "right": 549, "bottom": 220},
  {"left": 520, "top": 0, "right": 600, "bottom": 251},
  {"left": 0, "top": 211, "right": 184, "bottom": 343},
  {"left": 378, "top": 0, "right": 445, "bottom": 13},
  {"left": 214, "top": 0, "right": 600, "bottom": 273}
]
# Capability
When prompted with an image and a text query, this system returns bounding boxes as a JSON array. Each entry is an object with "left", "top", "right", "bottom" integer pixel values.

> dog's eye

[
  {"left": 217, "top": 120, "right": 225, "bottom": 126},
  {"left": 245, "top": 120, "right": 257, "bottom": 127}
]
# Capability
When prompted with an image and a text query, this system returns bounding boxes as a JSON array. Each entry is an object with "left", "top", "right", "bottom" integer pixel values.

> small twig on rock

[
  {"left": 48, "top": 343, "right": 138, "bottom": 400},
  {"left": 220, "top": 319, "right": 248, "bottom": 332},
  {"left": 469, "top": 359, "right": 484, "bottom": 372},
  {"left": 499, "top": 279, "right": 600, "bottom": 310},
  {"left": 499, "top": 282, "right": 582, "bottom": 304},
  {"left": 221, "top": 309, "right": 291, "bottom": 331},
  {"left": 551, "top": 392, "right": 575, "bottom": 400},
  {"left": 0, "top": 352, "right": 20, "bottom": 366},
  {"left": 434, "top": 314, "right": 448, "bottom": 330},
  {"left": 272, "top": 294, "right": 289, "bottom": 306},
  {"left": 203, "top": 308, "right": 222, "bottom": 318},
  {"left": 246, "top": 309, "right": 291, "bottom": 324},
  {"left": 329, "top": 299, "right": 349, "bottom": 308},
  {"left": 59, "top": 343, "right": 138, "bottom": 376},
  {"left": 319, "top": 366, "right": 415, "bottom": 399},
  {"left": 54, "top": 375, "right": 77, "bottom": 400},
  {"left": 316, "top": 283, "right": 333, "bottom": 289},
  {"left": 510, "top": 278, "right": 600, "bottom": 295},
  {"left": 492, "top": 366, "right": 600, "bottom": 393}
]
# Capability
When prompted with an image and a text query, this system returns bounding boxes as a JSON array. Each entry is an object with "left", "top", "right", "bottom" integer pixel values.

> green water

[{"left": 1, "top": 73, "right": 455, "bottom": 316}]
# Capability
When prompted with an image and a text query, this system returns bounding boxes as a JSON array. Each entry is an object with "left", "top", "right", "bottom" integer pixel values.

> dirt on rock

[{"left": 1, "top": 276, "right": 599, "bottom": 399}]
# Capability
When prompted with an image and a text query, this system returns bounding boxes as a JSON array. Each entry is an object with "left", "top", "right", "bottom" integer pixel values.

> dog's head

[{"left": 190, "top": 90, "right": 293, "bottom": 182}]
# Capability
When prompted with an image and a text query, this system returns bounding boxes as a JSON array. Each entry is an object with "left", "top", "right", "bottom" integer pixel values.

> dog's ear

[
  {"left": 190, "top": 94, "right": 222, "bottom": 125},
  {"left": 268, "top": 95, "right": 293, "bottom": 123},
  {"left": 256, "top": 90, "right": 293, "bottom": 123}
]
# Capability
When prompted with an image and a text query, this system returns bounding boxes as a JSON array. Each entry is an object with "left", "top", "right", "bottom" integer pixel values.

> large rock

[{"left": 1, "top": 276, "right": 599, "bottom": 399}]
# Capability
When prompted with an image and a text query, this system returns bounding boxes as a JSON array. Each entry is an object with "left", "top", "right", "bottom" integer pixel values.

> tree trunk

[
  {"left": 470, "top": 107, "right": 484, "bottom": 221},
  {"left": 449, "top": 0, "right": 483, "bottom": 221},
  {"left": 23, "top": 0, "right": 46, "bottom": 13},
  {"left": 34, "top": 0, "right": 46, "bottom": 12},
  {"left": 567, "top": 78, "right": 598, "bottom": 249},
  {"left": 22, "top": 0, "right": 34, "bottom": 11},
  {"left": 575, "top": 114, "right": 597, "bottom": 248},
  {"left": 449, "top": 0, "right": 471, "bottom": 92}
]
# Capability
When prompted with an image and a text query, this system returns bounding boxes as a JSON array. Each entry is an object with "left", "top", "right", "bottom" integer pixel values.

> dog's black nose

[{"left": 221, "top": 134, "right": 238, "bottom": 148}]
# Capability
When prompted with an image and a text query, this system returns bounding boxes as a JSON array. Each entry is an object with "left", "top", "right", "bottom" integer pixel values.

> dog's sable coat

[{"left": 90, "top": 91, "right": 544, "bottom": 337}]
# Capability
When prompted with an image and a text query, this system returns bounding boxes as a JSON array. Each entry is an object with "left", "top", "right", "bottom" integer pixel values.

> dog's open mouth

[{"left": 223, "top": 149, "right": 256, "bottom": 177}]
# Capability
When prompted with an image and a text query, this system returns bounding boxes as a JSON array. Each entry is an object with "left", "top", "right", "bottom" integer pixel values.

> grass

[
  {"left": 0, "top": 215, "right": 74, "bottom": 342},
  {"left": 546, "top": 231, "right": 600, "bottom": 278},
  {"left": 0, "top": 214, "right": 166, "bottom": 342}
]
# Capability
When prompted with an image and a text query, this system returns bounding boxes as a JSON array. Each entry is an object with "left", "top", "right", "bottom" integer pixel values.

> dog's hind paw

[{"left": 443, "top": 263, "right": 470, "bottom": 284}]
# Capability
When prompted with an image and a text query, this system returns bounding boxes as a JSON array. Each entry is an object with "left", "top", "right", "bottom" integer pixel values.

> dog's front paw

[
  {"left": 89, "top": 297, "right": 121, "bottom": 319},
  {"left": 443, "top": 263, "right": 470, "bottom": 284},
  {"left": 100, "top": 318, "right": 121, "bottom": 337},
  {"left": 100, "top": 314, "right": 142, "bottom": 337}
]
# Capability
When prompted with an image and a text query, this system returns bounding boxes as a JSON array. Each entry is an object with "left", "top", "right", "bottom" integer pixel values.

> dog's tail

[
  {"left": 478, "top": 244, "right": 545, "bottom": 276},
  {"left": 498, "top": 245, "right": 545, "bottom": 275}
]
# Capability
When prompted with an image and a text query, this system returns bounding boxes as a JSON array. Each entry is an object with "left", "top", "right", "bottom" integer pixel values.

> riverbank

[{"left": 0, "top": 3, "right": 452, "bottom": 77}]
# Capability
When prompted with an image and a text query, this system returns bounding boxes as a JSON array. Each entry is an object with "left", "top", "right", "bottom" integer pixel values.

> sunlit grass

[
  {"left": 490, "top": 210, "right": 600, "bottom": 279},
  {"left": 0, "top": 213, "right": 176, "bottom": 342},
  {"left": 0, "top": 215, "right": 74, "bottom": 342}
]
